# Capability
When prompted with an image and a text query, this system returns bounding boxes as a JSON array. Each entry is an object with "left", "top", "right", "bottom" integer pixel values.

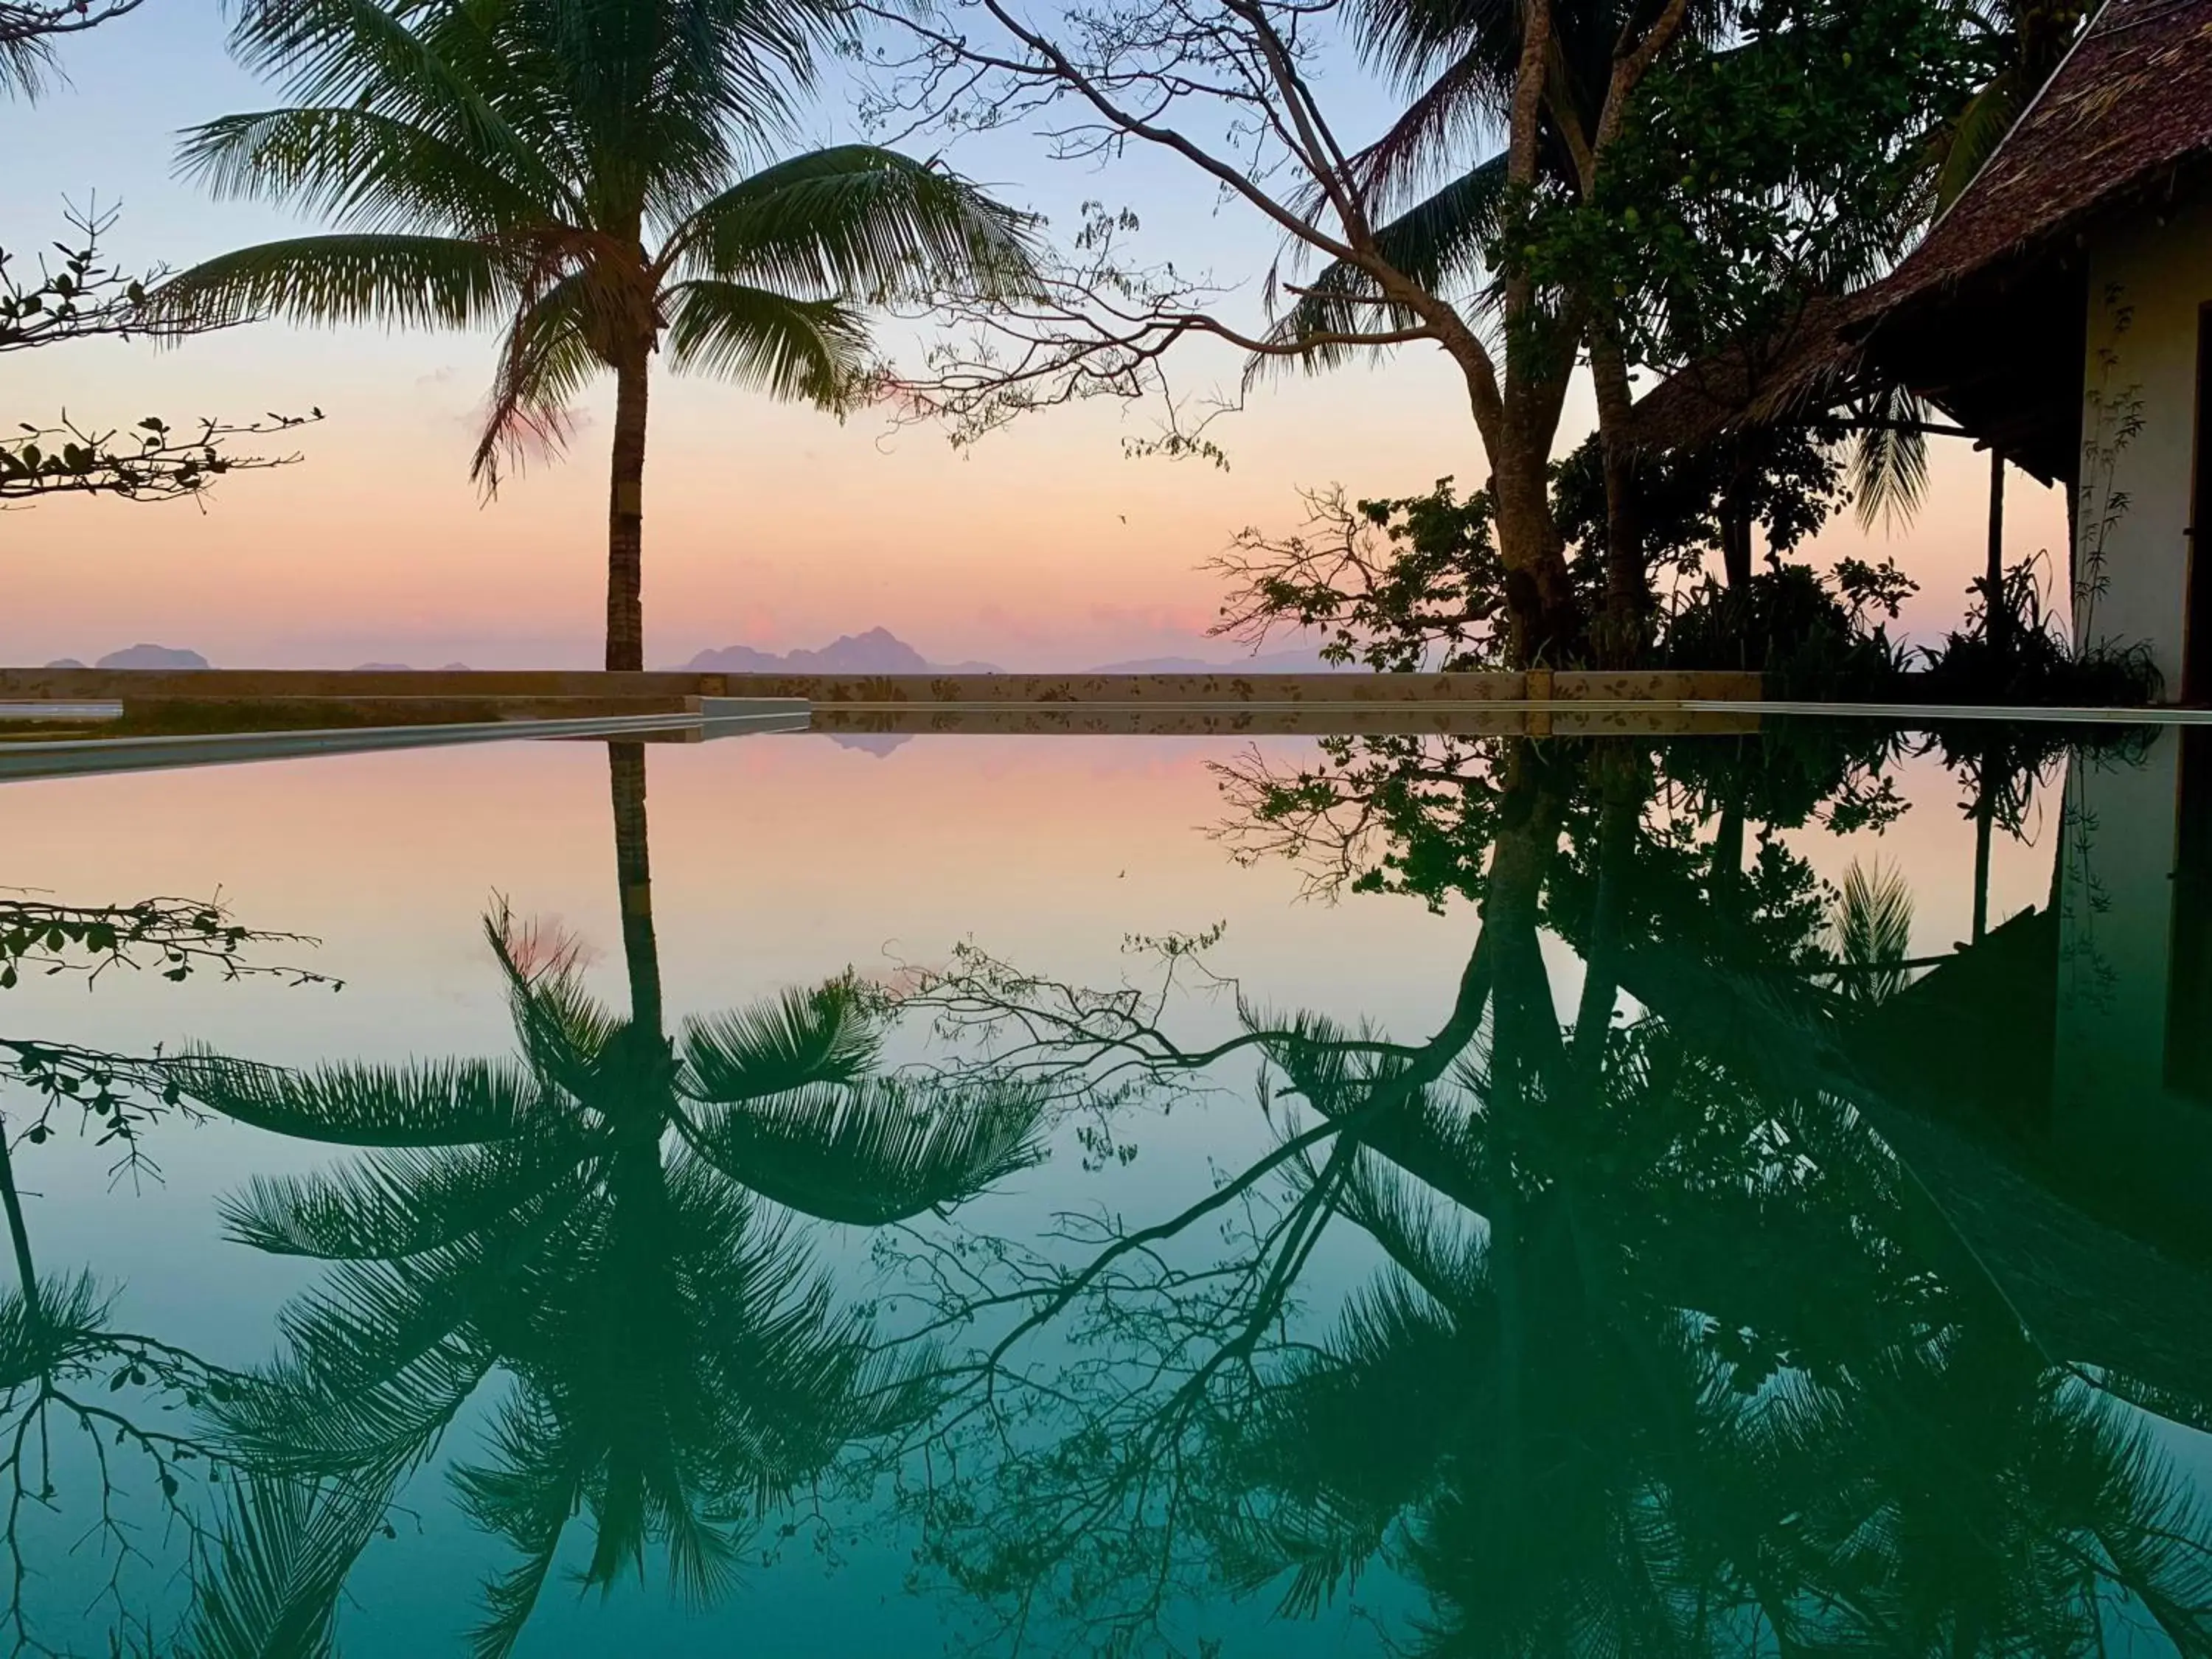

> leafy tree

[
  {"left": 0, "top": 96, "right": 317, "bottom": 504},
  {"left": 154, "top": 0, "right": 1037, "bottom": 670},
  {"left": 1263, "top": 0, "right": 1994, "bottom": 662}
]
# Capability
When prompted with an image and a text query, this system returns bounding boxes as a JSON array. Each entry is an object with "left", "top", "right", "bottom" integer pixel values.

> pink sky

[{"left": 0, "top": 6, "right": 2069, "bottom": 671}]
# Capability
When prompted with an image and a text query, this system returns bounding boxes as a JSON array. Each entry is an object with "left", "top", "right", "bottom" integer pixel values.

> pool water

[{"left": 1, "top": 717, "right": 2208, "bottom": 1657}]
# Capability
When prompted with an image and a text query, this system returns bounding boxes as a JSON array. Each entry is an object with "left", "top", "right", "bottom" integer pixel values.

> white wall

[{"left": 2077, "top": 192, "right": 2212, "bottom": 697}]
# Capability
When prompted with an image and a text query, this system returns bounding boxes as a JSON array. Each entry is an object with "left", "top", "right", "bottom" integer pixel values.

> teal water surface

[{"left": 0, "top": 717, "right": 2208, "bottom": 1658}]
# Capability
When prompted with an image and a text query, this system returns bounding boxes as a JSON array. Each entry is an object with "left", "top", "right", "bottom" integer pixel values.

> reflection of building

[
  {"left": 2051, "top": 727, "right": 2212, "bottom": 1250},
  {"left": 1632, "top": 734, "right": 2212, "bottom": 1415},
  {"left": 1841, "top": 732, "right": 2212, "bottom": 1414},
  {"left": 1848, "top": 0, "right": 2212, "bottom": 698}
]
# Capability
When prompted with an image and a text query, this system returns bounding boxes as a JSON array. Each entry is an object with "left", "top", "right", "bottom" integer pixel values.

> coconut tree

[
  {"left": 174, "top": 741, "right": 1046, "bottom": 1653},
  {"left": 152, "top": 0, "right": 1037, "bottom": 669}
]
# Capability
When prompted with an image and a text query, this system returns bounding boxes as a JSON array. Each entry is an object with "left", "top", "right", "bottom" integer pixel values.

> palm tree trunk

[
  {"left": 607, "top": 741, "right": 664, "bottom": 1035},
  {"left": 605, "top": 351, "right": 651, "bottom": 674},
  {"left": 1571, "top": 750, "right": 1644, "bottom": 1070}
]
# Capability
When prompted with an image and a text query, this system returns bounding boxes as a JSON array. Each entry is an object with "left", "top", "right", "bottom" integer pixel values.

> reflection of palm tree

[{"left": 182, "top": 742, "right": 1043, "bottom": 1654}]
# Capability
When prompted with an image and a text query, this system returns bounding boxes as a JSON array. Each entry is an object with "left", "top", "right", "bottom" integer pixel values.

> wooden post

[{"left": 1986, "top": 447, "right": 2010, "bottom": 660}]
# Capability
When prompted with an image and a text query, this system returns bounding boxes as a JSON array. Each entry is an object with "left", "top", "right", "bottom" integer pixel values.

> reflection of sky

[
  {"left": 1, "top": 9, "right": 2065, "bottom": 669},
  {"left": 0, "top": 726, "right": 2175, "bottom": 1651}
]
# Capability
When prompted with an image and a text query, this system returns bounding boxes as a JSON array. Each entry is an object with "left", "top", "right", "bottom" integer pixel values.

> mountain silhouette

[
  {"left": 681, "top": 628, "right": 1000, "bottom": 675},
  {"left": 77, "top": 644, "right": 212, "bottom": 670}
]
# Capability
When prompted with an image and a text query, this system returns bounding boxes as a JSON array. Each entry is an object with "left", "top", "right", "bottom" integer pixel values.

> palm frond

[
  {"left": 484, "top": 907, "right": 620, "bottom": 1099},
  {"left": 0, "top": 29, "right": 55, "bottom": 101},
  {"left": 675, "top": 145, "right": 1039, "bottom": 300},
  {"left": 1343, "top": 53, "right": 1510, "bottom": 219},
  {"left": 1848, "top": 384, "right": 1932, "bottom": 532},
  {"left": 225, "top": 0, "right": 586, "bottom": 209},
  {"left": 679, "top": 979, "right": 886, "bottom": 1104},
  {"left": 1224, "top": 1267, "right": 1472, "bottom": 1613},
  {"left": 177, "top": 1473, "right": 391, "bottom": 1659},
  {"left": 145, "top": 233, "right": 515, "bottom": 333},
  {"left": 178, "top": 105, "right": 560, "bottom": 238},
  {"left": 1256, "top": 156, "right": 1506, "bottom": 380},
  {"left": 0, "top": 1270, "right": 115, "bottom": 1385},
  {"left": 1345, "top": 0, "right": 1519, "bottom": 95},
  {"left": 219, "top": 1259, "right": 505, "bottom": 1477},
  {"left": 1933, "top": 69, "right": 2023, "bottom": 214},
  {"left": 220, "top": 1134, "right": 591, "bottom": 1260},
  {"left": 449, "top": 1391, "right": 590, "bottom": 1659},
  {"left": 681, "top": 1076, "right": 1046, "bottom": 1224},
  {"left": 470, "top": 268, "right": 605, "bottom": 490},
  {"left": 176, "top": 1049, "right": 539, "bottom": 1146},
  {"left": 1831, "top": 859, "right": 1913, "bottom": 1009},
  {"left": 662, "top": 281, "right": 868, "bottom": 406}
]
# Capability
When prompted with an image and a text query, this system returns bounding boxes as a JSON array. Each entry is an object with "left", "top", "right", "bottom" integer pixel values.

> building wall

[{"left": 2078, "top": 193, "right": 2212, "bottom": 697}]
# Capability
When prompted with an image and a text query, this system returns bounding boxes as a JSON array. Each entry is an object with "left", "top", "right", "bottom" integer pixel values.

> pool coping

[{"left": 0, "top": 700, "right": 810, "bottom": 783}]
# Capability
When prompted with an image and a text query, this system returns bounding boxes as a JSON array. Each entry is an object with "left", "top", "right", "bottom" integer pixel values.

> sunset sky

[{"left": 0, "top": 1, "right": 2069, "bottom": 671}]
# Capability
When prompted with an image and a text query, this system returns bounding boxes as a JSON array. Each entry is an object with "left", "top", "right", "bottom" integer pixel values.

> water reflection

[
  {"left": 0, "top": 897, "right": 333, "bottom": 1655},
  {"left": 894, "top": 727, "right": 2212, "bottom": 1656},
  {"left": 7, "top": 726, "right": 2211, "bottom": 1655},
  {"left": 175, "top": 742, "right": 1045, "bottom": 1655}
]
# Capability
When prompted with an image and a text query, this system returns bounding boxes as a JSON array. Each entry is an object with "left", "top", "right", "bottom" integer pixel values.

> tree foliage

[{"left": 157, "top": 0, "right": 1037, "bottom": 667}]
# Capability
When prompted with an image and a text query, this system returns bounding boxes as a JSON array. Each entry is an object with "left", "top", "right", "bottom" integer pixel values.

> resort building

[
  {"left": 1631, "top": 0, "right": 2212, "bottom": 700},
  {"left": 1848, "top": 0, "right": 2212, "bottom": 700}
]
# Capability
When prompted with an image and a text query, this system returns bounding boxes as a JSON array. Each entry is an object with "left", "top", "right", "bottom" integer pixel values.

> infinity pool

[{"left": 1, "top": 717, "right": 2207, "bottom": 1656}]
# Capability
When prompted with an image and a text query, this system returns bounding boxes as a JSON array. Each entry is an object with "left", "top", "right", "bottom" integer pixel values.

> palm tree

[
  {"left": 152, "top": 0, "right": 1037, "bottom": 669},
  {"left": 174, "top": 742, "right": 1046, "bottom": 1654}
]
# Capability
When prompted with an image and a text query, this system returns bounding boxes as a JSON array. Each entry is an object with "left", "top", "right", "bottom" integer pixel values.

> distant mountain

[
  {"left": 1082, "top": 647, "right": 1357, "bottom": 675},
  {"left": 352, "top": 662, "right": 413, "bottom": 672},
  {"left": 93, "top": 644, "right": 210, "bottom": 670},
  {"left": 681, "top": 627, "right": 1001, "bottom": 676},
  {"left": 825, "top": 733, "right": 914, "bottom": 758},
  {"left": 43, "top": 658, "right": 86, "bottom": 669}
]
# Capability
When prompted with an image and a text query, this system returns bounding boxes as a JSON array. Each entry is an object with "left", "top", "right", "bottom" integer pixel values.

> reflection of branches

[
  {"left": 0, "top": 894, "right": 331, "bottom": 1655},
  {"left": 0, "top": 894, "right": 335, "bottom": 1174},
  {"left": 0, "top": 894, "right": 333, "bottom": 993},
  {"left": 0, "top": 1281, "right": 234, "bottom": 1658},
  {"left": 891, "top": 737, "right": 2212, "bottom": 1655},
  {"left": 0, "top": 1135, "right": 236, "bottom": 1657}
]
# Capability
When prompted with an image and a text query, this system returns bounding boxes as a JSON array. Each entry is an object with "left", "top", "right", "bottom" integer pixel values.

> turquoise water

[{"left": 1, "top": 717, "right": 2208, "bottom": 1656}]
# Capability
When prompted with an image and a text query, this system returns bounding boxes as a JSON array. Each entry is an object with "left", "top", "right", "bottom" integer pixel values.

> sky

[{"left": 0, "top": 0, "right": 2070, "bottom": 671}]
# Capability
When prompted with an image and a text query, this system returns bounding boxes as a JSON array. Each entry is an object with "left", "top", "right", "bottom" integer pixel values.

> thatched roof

[
  {"left": 1868, "top": 0, "right": 2212, "bottom": 325},
  {"left": 1623, "top": 291, "right": 1882, "bottom": 454},
  {"left": 1627, "top": 0, "right": 2212, "bottom": 479}
]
